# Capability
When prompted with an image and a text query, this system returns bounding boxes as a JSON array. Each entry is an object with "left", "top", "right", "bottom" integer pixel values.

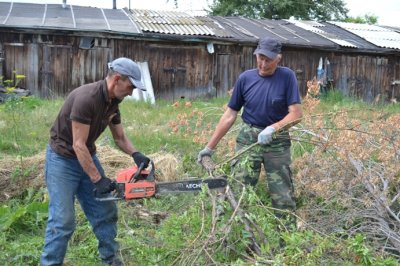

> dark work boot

[{"left": 102, "top": 256, "right": 124, "bottom": 266}]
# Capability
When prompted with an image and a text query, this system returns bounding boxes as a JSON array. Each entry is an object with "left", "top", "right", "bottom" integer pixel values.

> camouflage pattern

[{"left": 231, "top": 122, "right": 296, "bottom": 229}]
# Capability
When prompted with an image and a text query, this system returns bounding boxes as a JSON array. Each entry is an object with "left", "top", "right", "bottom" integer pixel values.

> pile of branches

[
  {"left": 158, "top": 82, "right": 399, "bottom": 263},
  {"left": 293, "top": 109, "right": 400, "bottom": 257},
  {"left": 166, "top": 110, "right": 400, "bottom": 264}
]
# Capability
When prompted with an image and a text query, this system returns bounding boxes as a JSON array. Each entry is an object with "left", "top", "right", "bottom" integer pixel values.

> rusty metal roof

[
  {"left": 129, "top": 9, "right": 231, "bottom": 37},
  {"left": 0, "top": 2, "right": 141, "bottom": 33},
  {"left": 330, "top": 21, "right": 400, "bottom": 49}
]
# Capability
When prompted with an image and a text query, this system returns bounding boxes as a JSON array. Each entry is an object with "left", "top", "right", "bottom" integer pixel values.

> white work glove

[
  {"left": 257, "top": 126, "right": 276, "bottom": 145},
  {"left": 197, "top": 146, "right": 214, "bottom": 163}
]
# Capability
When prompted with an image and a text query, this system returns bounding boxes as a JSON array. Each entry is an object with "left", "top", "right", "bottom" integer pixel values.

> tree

[
  {"left": 209, "top": 0, "right": 349, "bottom": 21},
  {"left": 345, "top": 14, "right": 378, "bottom": 24}
]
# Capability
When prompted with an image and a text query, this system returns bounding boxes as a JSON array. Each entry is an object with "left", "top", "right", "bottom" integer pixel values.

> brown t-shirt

[{"left": 50, "top": 79, "right": 122, "bottom": 158}]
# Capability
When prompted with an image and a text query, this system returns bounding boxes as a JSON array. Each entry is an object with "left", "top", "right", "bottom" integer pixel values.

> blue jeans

[{"left": 40, "top": 145, "right": 119, "bottom": 266}]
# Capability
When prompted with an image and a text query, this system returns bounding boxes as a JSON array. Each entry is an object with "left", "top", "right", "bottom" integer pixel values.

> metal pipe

[
  {"left": 113, "top": 0, "right": 116, "bottom": 9},
  {"left": 62, "top": 0, "right": 66, "bottom": 8}
]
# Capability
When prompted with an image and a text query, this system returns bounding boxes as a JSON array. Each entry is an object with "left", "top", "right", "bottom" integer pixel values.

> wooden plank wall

[
  {"left": 281, "top": 49, "right": 400, "bottom": 101},
  {"left": 0, "top": 30, "right": 399, "bottom": 102},
  {"left": 390, "top": 57, "right": 400, "bottom": 100}
]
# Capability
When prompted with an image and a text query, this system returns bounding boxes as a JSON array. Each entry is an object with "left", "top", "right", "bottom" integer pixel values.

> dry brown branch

[
  {"left": 208, "top": 191, "right": 218, "bottom": 235},
  {"left": 294, "top": 110, "right": 400, "bottom": 256}
]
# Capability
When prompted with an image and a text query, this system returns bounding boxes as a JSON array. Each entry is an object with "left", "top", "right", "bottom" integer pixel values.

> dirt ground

[{"left": 0, "top": 145, "right": 180, "bottom": 203}]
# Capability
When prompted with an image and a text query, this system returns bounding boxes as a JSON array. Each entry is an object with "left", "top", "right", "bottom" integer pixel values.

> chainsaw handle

[
  {"left": 129, "top": 160, "right": 155, "bottom": 182},
  {"left": 131, "top": 162, "right": 145, "bottom": 180},
  {"left": 148, "top": 160, "right": 155, "bottom": 181}
]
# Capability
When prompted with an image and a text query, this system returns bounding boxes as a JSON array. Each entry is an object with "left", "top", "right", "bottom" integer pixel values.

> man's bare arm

[
  {"left": 207, "top": 107, "right": 238, "bottom": 150},
  {"left": 72, "top": 121, "right": 102, "bottom": 183},
  {"left": 109, "top": 123, "right": 136, "bottom": 155},
  {"left": 271, "top": 103, "right": 303, "bottom": 131}
]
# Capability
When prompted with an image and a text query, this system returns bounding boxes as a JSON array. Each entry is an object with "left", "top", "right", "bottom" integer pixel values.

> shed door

[
  {"left": 40, "top": 45, "right": 72, "bottom": 98},
  {"left": 159, "top": 48, "right": 188, "bottom": 100},
  {"left": 161, "top": 66, "right": 187, "bottom": 100},
  {"left": 148, "top": 44, "right": 210, "bottom": 101}
]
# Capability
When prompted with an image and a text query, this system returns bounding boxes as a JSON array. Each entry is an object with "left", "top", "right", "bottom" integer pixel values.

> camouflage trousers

[{"left": 231, "top": 122, "right": 296, "bottom": 229}]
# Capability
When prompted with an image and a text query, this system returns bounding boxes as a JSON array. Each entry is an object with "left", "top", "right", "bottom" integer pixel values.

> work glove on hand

[
  {"left": 197, "top": 146, "right": 214, "bottom": 163},
  {"left": 94, "top": 176, "right": 116, "bottom": 194},
  {"left": 132, "top": 151, "right": 150, "bottom": 168},
  {"left": 257, "top": 126, "right": 276, "bottom": 145}
]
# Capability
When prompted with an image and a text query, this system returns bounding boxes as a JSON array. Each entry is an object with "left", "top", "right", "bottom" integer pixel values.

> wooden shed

[{"left": 0, "top": 2, "right": 399, "bottom": 102}]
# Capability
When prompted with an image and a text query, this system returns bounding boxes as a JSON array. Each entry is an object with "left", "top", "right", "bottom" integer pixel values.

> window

[{"left": 79, "top": 37, "right": 95, "bottom": 49}]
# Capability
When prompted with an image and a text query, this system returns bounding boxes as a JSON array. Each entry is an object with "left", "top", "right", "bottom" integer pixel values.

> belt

[{"left": 243, "top": 121, "right": 265, "bottom": 130}]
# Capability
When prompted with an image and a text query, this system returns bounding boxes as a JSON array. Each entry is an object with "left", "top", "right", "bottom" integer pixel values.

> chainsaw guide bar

[
  {"left": 155, "top": 176, "right": 227, "bottom": 194},
  {"left": 94, "top": 161, "right": 228, "bottom": 201}
]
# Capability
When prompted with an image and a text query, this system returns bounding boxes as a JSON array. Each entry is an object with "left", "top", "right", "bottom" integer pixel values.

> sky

[{"left": 0, "top": 0, "right": 399, "bottom": 27}]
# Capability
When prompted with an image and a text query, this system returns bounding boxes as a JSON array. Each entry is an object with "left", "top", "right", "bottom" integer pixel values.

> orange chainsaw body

[{"left": 115, "top": 166, "right": 156, "bottom": 200}]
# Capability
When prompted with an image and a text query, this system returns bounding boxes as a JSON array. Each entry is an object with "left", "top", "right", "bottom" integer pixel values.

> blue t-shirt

[{"left": 228, "top": 67, "right": 301, "bottom": 128}]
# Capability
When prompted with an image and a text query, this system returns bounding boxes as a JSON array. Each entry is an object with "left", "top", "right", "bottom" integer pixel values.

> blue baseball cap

[
  {"left": 108, "top": 57, "right": 146, "bottom": 91},
  {"left": 253, "top": 37, "right": 282, "bottom": 59}
]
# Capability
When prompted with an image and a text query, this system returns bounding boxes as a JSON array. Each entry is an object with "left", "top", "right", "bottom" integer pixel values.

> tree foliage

[
  {"left": 209, "top": 0, "right": 349, "bottom": 21},
  {"left": 345, "top": 14, "right": 378, "bottom": 24}
]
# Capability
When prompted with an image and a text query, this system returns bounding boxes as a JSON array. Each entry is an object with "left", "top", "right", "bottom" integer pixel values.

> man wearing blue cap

[
  {"left": 40, "top": 57, "right": 150, "bottom": 266},
  {"left": 198, "top": 37, "right": 303, "bottom": 232}
]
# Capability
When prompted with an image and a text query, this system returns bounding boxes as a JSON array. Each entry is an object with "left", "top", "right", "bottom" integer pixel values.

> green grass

[
  {"left": 0, "top": 96, "right": 62, "bottom": 158},
  {"left": 0, "top": 91, "right": 399, "bottom": 265},
  {"left": 0, "top": 96, "right": 227, "bottom": 159},
  {"left": 319, "top": 90, "right": 400, "bottom": 113},
  {"left": 1, "top": 92, "right": 397, "bottom": 159}
]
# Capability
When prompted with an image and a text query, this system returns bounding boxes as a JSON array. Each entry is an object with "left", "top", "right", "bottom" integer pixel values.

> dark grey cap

[
  {"left": 253, "top": 37, "right": 282, "bottom": 59},
  {"left": 108, "top": 57, "right": 146, "bottom": 91}
]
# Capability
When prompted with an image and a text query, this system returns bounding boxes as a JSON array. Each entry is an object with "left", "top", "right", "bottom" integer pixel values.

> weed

[{"left": 0, "top": 71, "right": 25, "bottom": 93}]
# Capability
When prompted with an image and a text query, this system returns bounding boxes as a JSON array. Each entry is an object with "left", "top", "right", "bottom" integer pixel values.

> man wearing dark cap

[
  {"left": 198, "top": 37, "right": 303, "bottom": 232},
  {"left": 40, "top": 57, "right": 151, "bottom": 266}
]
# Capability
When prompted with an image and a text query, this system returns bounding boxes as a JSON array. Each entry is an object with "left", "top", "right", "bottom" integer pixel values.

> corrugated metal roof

[
  {"left": 128, "top": 9, "right": 229, "bottom": 37},
  {"left": 211, "top": 16, "right": 336, "bottom": 48},
  {"left": 196, "top": 16, "right": 232, "bottom": 38},
  {"left": 330, "top": 21, "right": 400, "bottom": 49},
  {"left": 0, "top": 1, "right": 399, "bottom": 53},
  {"left": 0, "top": 2, "right": 141, "bottom": 34},
  {"left": 320, "top": 22, "right": 381, "bottom": 49},
  {"left": 43, "top": 4, "right": 74, "bottom": 28},
  {"left": 1, "top": 2, "right": 45, "bottom": 26},
  {"left": 290, "top": 20, "right": 358, "bottom": 48},
  {"left": 381, "top": 25, "right": 400, "bottom": 33}
]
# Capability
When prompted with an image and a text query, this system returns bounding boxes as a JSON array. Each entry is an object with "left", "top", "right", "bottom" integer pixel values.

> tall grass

[
  {"left": 0, "top": 97, "right": 62, "bottom": 158},
  {"left": 0, "top": 96, "right": 228, "bottom": 158},
  {"left": 0, "top": 92, "right": 398, "bottom": 160}
]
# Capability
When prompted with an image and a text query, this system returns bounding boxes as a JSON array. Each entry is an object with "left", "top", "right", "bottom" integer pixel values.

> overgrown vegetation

[
  {"left": 0, "top": 90, "right": 399, "bottom": 265},
  {"left": 207, "top": 0, "right": 379, "bottom": 24}
]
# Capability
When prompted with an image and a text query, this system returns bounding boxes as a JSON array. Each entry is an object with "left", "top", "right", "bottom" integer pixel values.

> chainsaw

[{"left": 94, "top": 161, "right": 228, "bottom": 201}]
